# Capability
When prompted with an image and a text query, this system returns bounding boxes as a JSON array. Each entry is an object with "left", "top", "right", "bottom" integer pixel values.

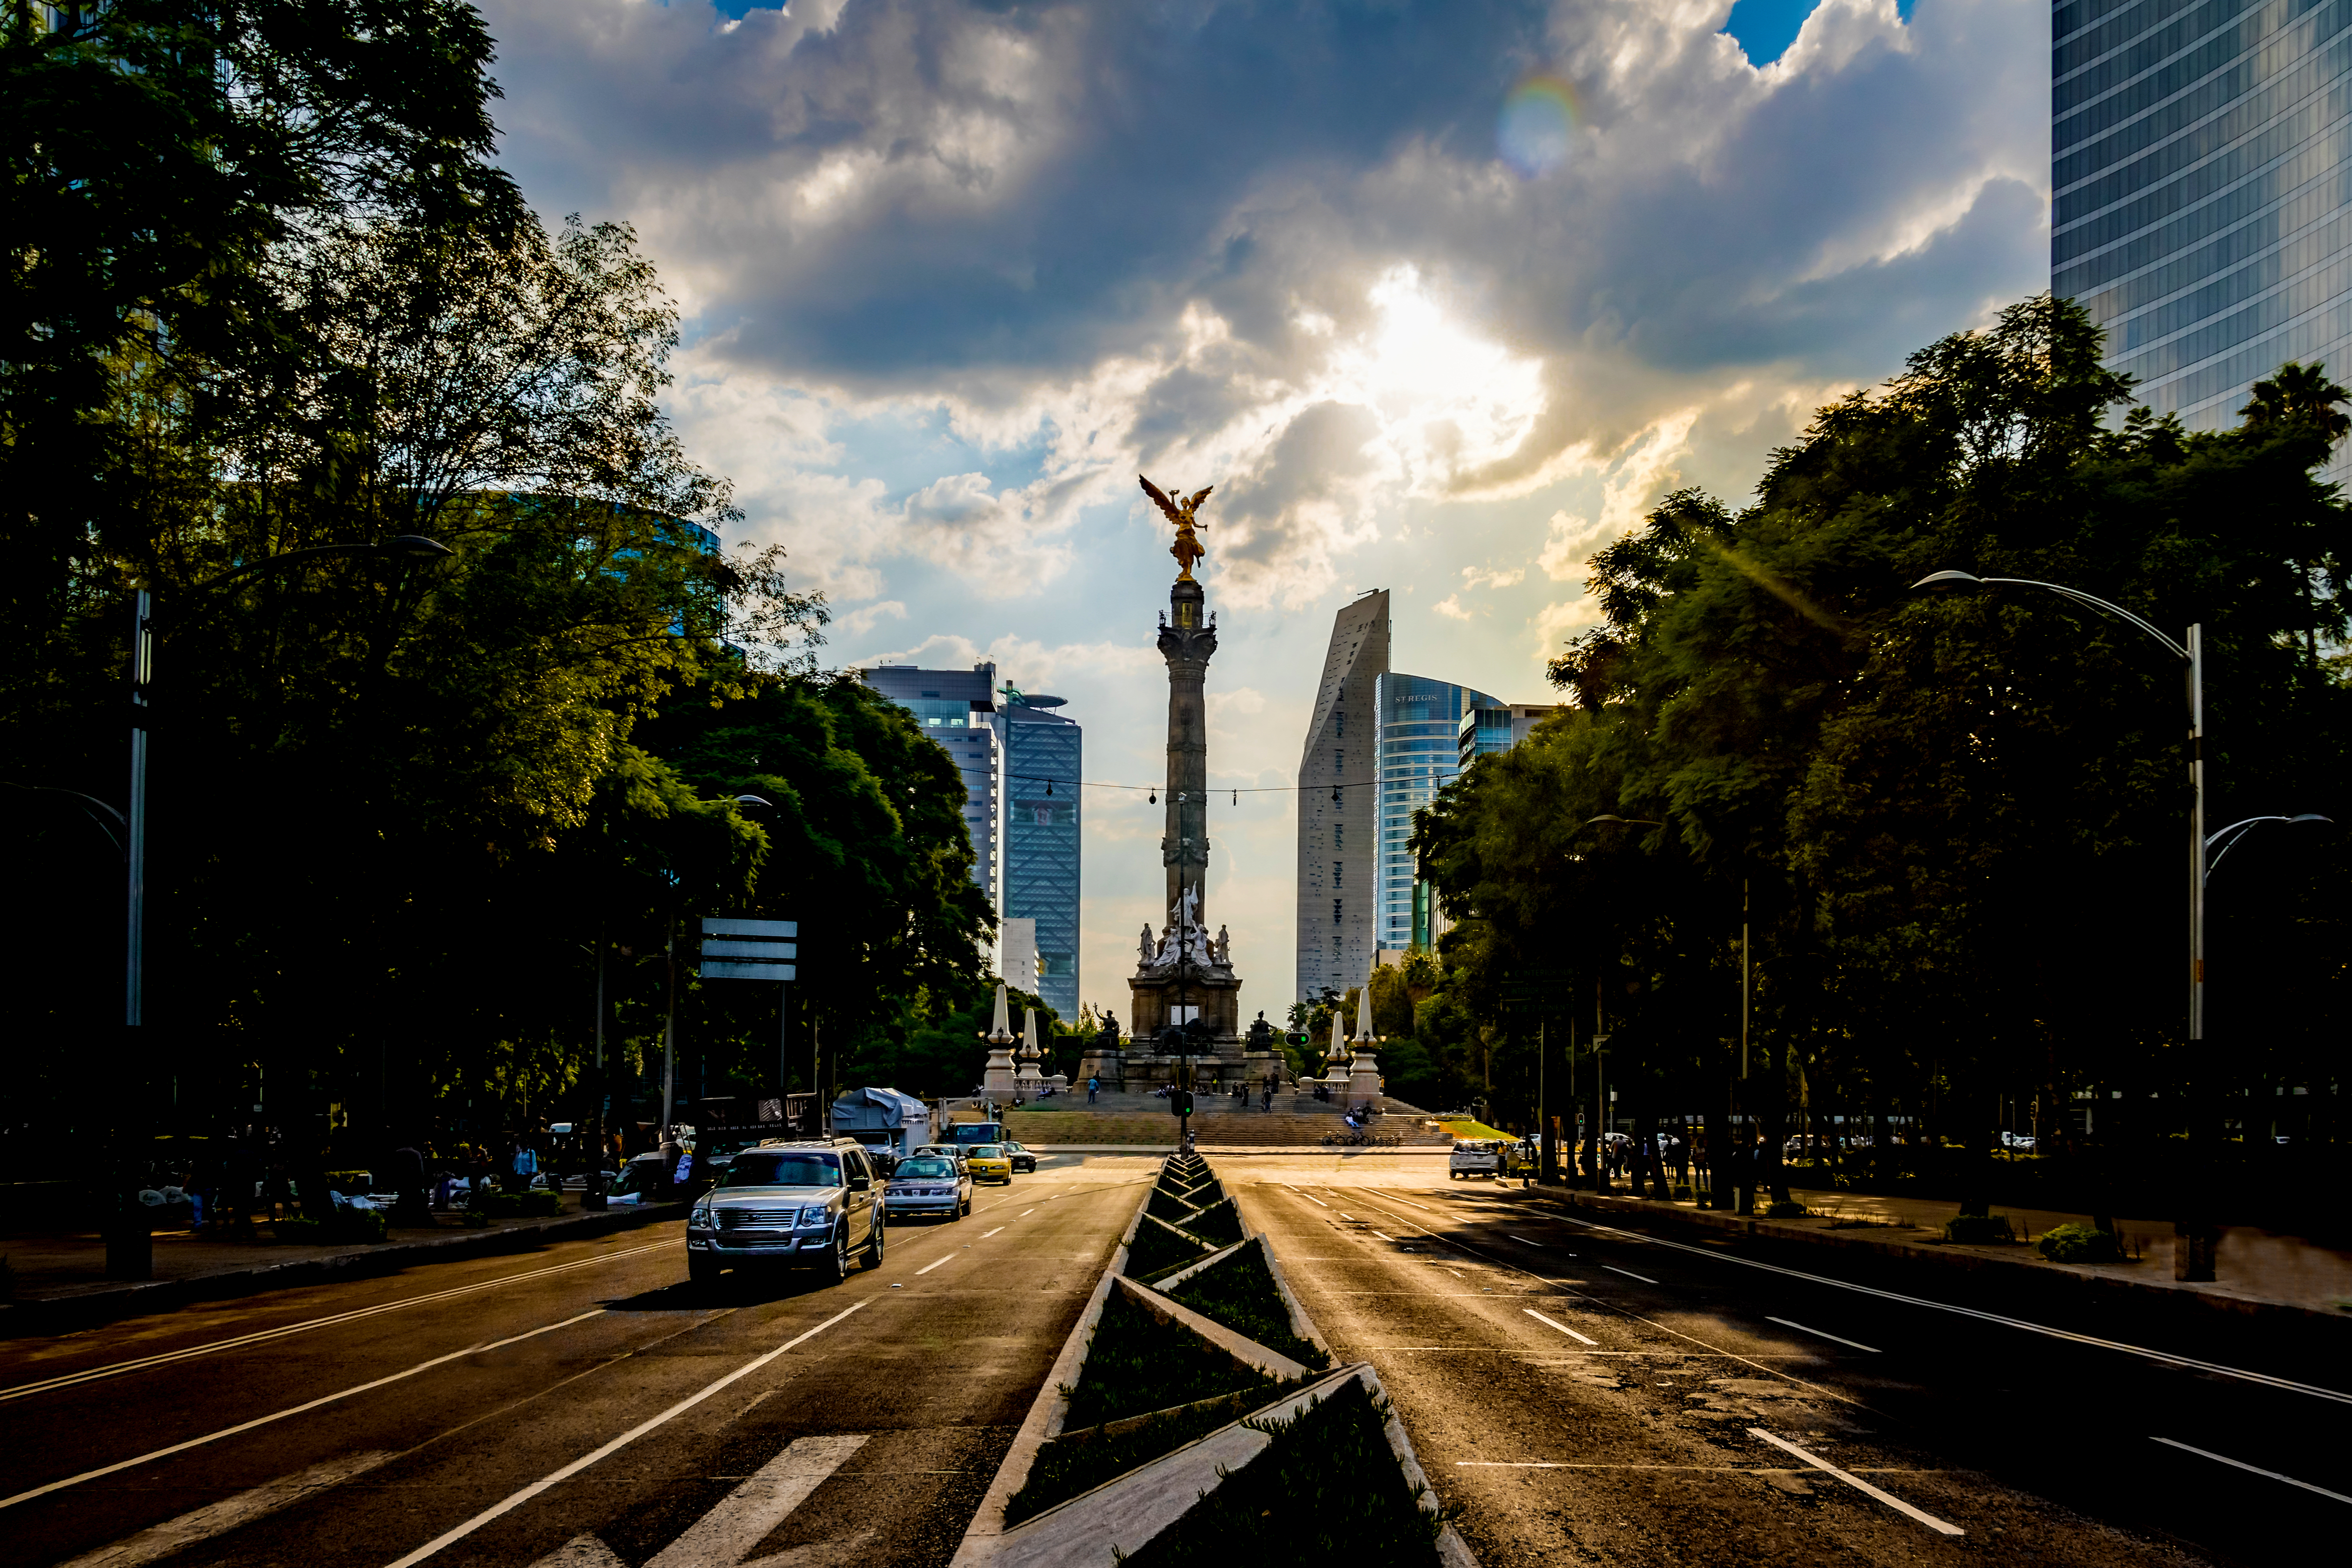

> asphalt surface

[
  {"left": 0, "top": 1155, "right": 1159, "bottom": 1568},
  {"left": 1233, "top": 1166, "right": 2350, "bottom": 1568}
]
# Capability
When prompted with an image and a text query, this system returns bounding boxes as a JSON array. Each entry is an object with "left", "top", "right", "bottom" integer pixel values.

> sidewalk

[
  {"left": 0, "top": 1197, "right": 686, "bottom": 1335},
  {"left": 1527, "top": 1181, "right": 2352, "bottom": 1322}
]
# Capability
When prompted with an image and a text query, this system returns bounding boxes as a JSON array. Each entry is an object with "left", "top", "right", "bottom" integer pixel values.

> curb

[
  {"left": 0, "top": 1203, "right": 689, "bottom": 1337},
  {"left": 1521, "top": 1188, "right": 2350, "bottom": 1331}
]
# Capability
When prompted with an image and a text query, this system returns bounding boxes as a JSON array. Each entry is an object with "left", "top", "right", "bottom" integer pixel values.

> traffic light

[
  {"left": 1170, "top": 1090, "right": 1194, "bottom": 1117},
  {"left": 1286, "top": 1032, "right": 1310, "bottom": 1047}
]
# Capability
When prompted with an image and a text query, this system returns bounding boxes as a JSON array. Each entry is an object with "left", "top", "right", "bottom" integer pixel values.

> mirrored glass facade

[
  {"left": 1002, "top": 697, "right": 1081, "bottom": 1020},
  {"left": 1375, "top": 673, "right": 1496, "bottom": 955},
  {"left": 859, "top": 663, "right": 1001, "bottom": 906},
  {"left": 2056, "top": 0, "right": 2352, "bottom": 482}
]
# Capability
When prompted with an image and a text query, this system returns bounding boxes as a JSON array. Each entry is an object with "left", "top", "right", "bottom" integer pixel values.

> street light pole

[
  {"left": 1911, "top": 570, "right": 2214, "bottom": 1274},
  {"left": 106, "top": 536, "right": 453, "bottom": 1281}
]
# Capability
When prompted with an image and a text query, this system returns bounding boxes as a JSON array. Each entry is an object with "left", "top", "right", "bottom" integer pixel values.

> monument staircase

[{"left": 1007, "top": 1087, "right": 1454, "bottom": 1148}]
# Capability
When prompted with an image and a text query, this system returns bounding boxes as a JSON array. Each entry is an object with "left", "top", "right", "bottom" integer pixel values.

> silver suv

[{"left": 686, "top": 1138, "right": 884, "bottom": 1289}]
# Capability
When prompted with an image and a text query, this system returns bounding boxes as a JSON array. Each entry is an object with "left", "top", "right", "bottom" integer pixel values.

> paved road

[
  {"left": 1232, "top": 1164, "right": 2348, "bottom": 1568},
  {"left": 0, "top": 1155, "right": 1158, "bottom": 1568}
]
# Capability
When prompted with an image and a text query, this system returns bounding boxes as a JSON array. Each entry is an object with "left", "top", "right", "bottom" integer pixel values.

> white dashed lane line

[
  {"left": 1749, "top": 1428, "right": 1964, "bottom": 1536},
  {"left": 0, "top": 1239, "right": 678, "bottom": 1405},
  {"left": 1604, "top": 1265, "right": 1659, "bottom": 1284},
  {"left": 914, "top": 1256, "right": 954, "bottom": 1276},
  {"left": 2150, "top": 1438, "right": 2352, "bottom": 1505},
  {"left": 1524, "top": 1308, "right": 1598, "bottom": 1346},
  {"left": 977, "top": 1227, "right": 1005, "bottom": 1239},
  {"left": 1768, "top": 1317, "right": 1881, "bottom": 1354},
  {"left": 1548, "top": 1211, "right": 2352, "bottom": 1404}
]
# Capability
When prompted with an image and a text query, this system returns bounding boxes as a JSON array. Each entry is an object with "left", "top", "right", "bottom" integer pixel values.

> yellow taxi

[{"left": 965, "top": 1143, "right": 1014, "bottom": 1184}]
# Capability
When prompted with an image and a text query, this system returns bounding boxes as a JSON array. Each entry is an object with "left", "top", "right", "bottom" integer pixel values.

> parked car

[
  {"left": 965, "top": 1143, "right": 1015, "bottom": 1184},
  {"left": 1449, "top": 1140, "right": 1506, "bottom": 1180},
  {"left": 684, "top": 1138, "right": 886, "bottom": 1289},
  {"left": 883, "top": 1154, "right": 972, "bottom": 1221},
  {"left": 1001, "top": 1140, "right": 1039, "bottom": 1174}
]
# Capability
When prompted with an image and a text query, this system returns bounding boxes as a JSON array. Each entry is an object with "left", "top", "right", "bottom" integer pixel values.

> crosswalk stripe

[
  {"left": 57, "top": 1449, "right": 397, "bottom": 1567},
  {"left": 647, "top": 1434, "right": 869, "bottom": 1567}
]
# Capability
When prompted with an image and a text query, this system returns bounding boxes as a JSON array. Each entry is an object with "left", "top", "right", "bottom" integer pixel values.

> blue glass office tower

[
  {"left": 2056, "top": 0, "right": 2352, "bottom": 478},
  {"left": 859, "top": 662, "right": 1002, "bottom": 907},
  {"left": 1001, "top": 692, "right": 1081, "bottom": 1019},
  {"left": 1375, "top": 673, "right": 1496, "bottom": 955}
]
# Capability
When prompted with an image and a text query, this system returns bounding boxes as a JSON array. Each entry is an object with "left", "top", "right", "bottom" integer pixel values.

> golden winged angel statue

[{"left": 1139, "top": 475, "right": 1213, "bottom": 580}]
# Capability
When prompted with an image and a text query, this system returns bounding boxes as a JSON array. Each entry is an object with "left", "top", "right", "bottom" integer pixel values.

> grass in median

[
  {"left": 1166, "top": 1241, "right": 1328, "bottom": 1370},
  {"left": 1124, "top": 1215, "right": 1216, "bottom": 1283},
  {"left": 1061, "top": 1284, "right": 1278, "bottom": 1430},
  {"left": 1121, "top": 1378, "right": 1449, "bottom": 1567},
  {"left": 1174, "top": 1196, "right": 1244, "bottom": 1249}
]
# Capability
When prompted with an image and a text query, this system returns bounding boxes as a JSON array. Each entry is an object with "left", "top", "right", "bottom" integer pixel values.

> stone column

[
  {"left": 981, "top": 982, "right": 1017, "bottom": 1101},
  {"left": 1159, "top": 578, "right": 1217, "bottom": 923}
]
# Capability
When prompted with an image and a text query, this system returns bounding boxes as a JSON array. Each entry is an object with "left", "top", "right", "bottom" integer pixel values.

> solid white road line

[
  {"left": 1748, "top": 1428, "right": 1963, "bottom": 1536},
  {"left": 914, "top": 1256, "right": 954, "bottom": 1276},
  {"left": 1768, "top": 1317, "right": 1881, "bottom": 1354},
  {"left": 1524, "top": 1308, "right": 1599, "bottom": 1346},
  {"left": 57, "top": 1449, "right": 397, "bottom": 1568},
  {"left": 1603, "top": 1265, "right": 1659, "bottom": 1284},
  {"left": 382, "top": 1300, "right": 871, "bottom": 1568},
  {"left": 1555, "top": 1213, "right": 2352, "bottom": 1404},
  {"left": 644, "top": 1433, "right": 870, "bottom": 1567},
  {"left": 0, "top": 1310, "right": 608, "bottom": 1513},
  {"left": 2150, "top": 1437, "right": 2352, "bottom": 1505},
  {"left": 0, "top": 1240, "right": 676, "bottom": 1405},
  {"left": 978, "top": 1227, "right": 1005, "bottom": 1239}
]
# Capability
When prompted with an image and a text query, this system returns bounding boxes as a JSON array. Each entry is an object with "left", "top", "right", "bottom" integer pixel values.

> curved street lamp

[
  {"left": 2205, "top": 813, "right": 2331, "bottom": 879},
  {"left": 1910, "top": 570, "right": 2207, "bottom": 1036}
]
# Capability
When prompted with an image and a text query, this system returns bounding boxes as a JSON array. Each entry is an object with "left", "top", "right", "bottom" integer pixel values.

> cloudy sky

[{"left": 478, "top": 0, "right": 2048, "bottom": 1014}]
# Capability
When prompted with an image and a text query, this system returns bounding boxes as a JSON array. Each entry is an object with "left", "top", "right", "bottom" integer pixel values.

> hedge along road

[
  {"left": 0, "top": 1155, "right": 1161, "bottom": 1568},
  {"left": 1233, "top": 1168, "right": 2350, "bottom": 1568}
]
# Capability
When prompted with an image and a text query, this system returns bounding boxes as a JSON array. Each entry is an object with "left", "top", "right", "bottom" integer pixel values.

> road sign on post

[{"left": 699, "top": 918, "right": 797, "bottom": 981}]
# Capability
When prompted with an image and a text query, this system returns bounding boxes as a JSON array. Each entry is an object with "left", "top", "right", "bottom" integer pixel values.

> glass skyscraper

[
  {"left": 1375, "top": 673, "right": 1495, "bottom": 955},
  {"left": 1001, "top": 692, "right": 1081, "bottom": 1019},
  {"left": 2056, "top": 0, "right": 2352, "bottom": 480},
  {"left": 859, "top": 662, "right": 1002, "bottom": 907}
]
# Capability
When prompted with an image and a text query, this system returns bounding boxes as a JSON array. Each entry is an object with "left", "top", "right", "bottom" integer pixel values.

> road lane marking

[
  {"left": 0, "top": 1240, "right": 677, "bottom": 1405},
  {"left": 1456, "top": 1461, "right": 1943, "bottom": 1472},
  {"left": 0, "top": 1309, "right": 609, "bottom": 1513},
  {"left": 56, "top": 1449, "right": 397, "bottom": 1567},
  {"left": 978, "top": 1227, "right": 1005, "bottom": 1239},
  {"left": 1603, "top": 1266, "right": 1658, "bottom": 1284},
  {"left": 1523, "top": 1308, "right": 1599, "bottom": 1346},
  {"left": 644, "top": 1434, "right": 870, "bottom": 1567},
  {"left": 1768, "top": 1317, "right": 1881, "bottom": 1354},
  {"left": 1338, "top": 1212, "right": 1358, "bottom": 1221},
  {"left": 1506, "top": 1235, "right": 1541, "bottom": 1246},
  {"left": 1748, "top": 1428, "right": 1963, "bottom": 1535},
  {"left": 915, "top": 1256, "right": 954, "bottom": 1275},
  {"left": 1548, "top": 1212, "right": 2352, "bottom": 1405},
  {"left": 2150, "top": 1438, "right": 2352, "bottom": 1504},
  {"left": 383, "top": 1300, "right": 872, "bottom": 1567},
  {"left": 1325, "top": 1195, "right": 1863, "bottom": 1407},
  {"left": 1019, "top": 1209, "right": 1035, "bottom": 1217},
  {"left": 1371, "top": 1230, "right": 1400, "bottom": 1242}
]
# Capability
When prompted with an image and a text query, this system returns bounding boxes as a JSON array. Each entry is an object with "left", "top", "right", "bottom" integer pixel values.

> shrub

[
  {"left": 1006, "top": 1399, "right": 1248, "bottom": 1526},
  {"left": 2036, "top": 1223, "right": 2119, "bottom": 1264},
  {"left": 471, "top": 1190, "right": 564, "bottom": 1220},
  {"left": 1945, "top": 1213, "right": 2016, "bottom": 1244},
  {"left": 1147, "top": 1185, "right": 1201, "bottom": 1225},
  {"left": 1763, "top": 1201, "right": 1810, "bottom": 1219},
  {"left": 324, "top": 1170, "right": 373, "bottom": 1193}
]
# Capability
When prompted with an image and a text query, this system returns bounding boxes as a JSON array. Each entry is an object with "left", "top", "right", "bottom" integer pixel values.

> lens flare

[{"left": 1497, "top": 76, "right": 1579, "bottom": 178}]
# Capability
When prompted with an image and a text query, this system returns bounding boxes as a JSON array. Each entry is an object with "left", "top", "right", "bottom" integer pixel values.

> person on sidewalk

[
  {"left": 1087, "top": 1075, "right": 1100, "bottom": 1104},
  {"left": 510, "top": 1138, "right": 539, "bottom": 1193}
]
